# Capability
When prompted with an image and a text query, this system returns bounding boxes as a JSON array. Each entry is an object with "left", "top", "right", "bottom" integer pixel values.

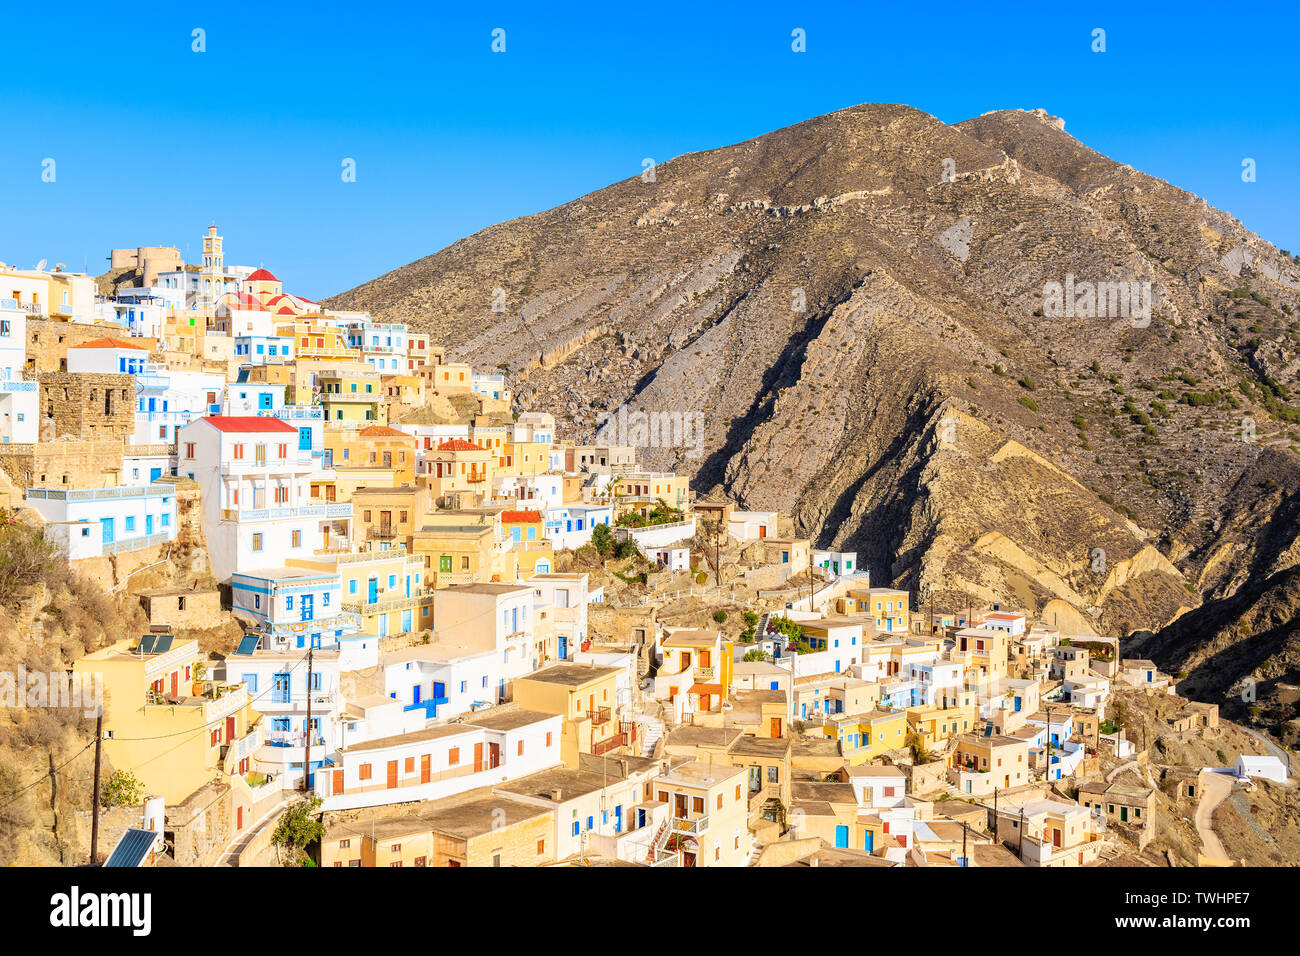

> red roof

[
  {"left": 275, "top": 306, "right": 296, "bottom": 315},
  {"left": 358, "top": 425, "right": 410, "bottom": 438},
  {"left": 502, "top": 510, "right": 542, "bottom": 524},
  {"left": 436, "top": 439, "right": 484, "bottom": 452},
  {"left": 200, "top": 415, "right": 297, "bottom": 434},
  {"left": 226, "top": 292, "right": 264, "bottom": 310},
  {"left": 246, "top": 268, "right": 279, "bottom": 282},
  {"left": 69, "top": 336, "right": 148, "bottom": 351}
]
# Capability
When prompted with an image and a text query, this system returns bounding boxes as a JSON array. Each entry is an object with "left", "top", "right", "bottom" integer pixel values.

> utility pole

[
  {"left": 303, "top": 646, "right": 313, "bottom": 793},
  {"left": 962, "top": 820, "right": 968, "bottom": 868},
  {"left": 90, "top": 712, "right": 103, "bottom": 865},
  {"left": 1018, "top": 807, "right": 1025, "bottom": 857}
]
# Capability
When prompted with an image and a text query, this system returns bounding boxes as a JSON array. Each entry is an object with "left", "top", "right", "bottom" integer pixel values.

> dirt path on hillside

[{"left": 1195, "top": 772, "right": 1233, "bottom": 860}]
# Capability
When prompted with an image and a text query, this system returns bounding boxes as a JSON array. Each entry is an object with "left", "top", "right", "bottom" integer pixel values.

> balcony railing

[
  {"left": 671, "top": 815, "right": 709, "bottom": 836},
  {"left": 694, "top": 666, "right": 717, "bottom": 681},
  {"left": 591, "top": 730, "right": 625, "bottom": 756},
  {"left": 589, "top": 706, "right": 612, "bottom": 726}
]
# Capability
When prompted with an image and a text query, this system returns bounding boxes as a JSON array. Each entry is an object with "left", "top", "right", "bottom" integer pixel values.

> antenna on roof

[{"left": 35, "top": 258, "right": 47, "bottom": 272}]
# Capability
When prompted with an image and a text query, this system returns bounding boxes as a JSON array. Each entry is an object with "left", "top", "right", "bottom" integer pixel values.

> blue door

[
  {"left": 614, "top": 805, "right": 622, "bottom": 832},
  {"left": 864, "top": 831, "right": 874, "bottom": 853},
  {"left": 300, "top": 593, "right": 313, "bottom": 622},
  {"left": 298, "top": 427, "right": 312, "bottom": 451},
  {"left": 145, "top": 514, "right": 154, "bottom": 535},
  {"left": 834, "top": 825, "right": 849, "bottom": 848},
  {"left": 368, "top": 578, "right": 378, "bottom": 603},
  {"left": 412, "top": 684, "right": 422, "bottom": 704},
  {"left": 402, "top": 609, "right": 413, "bottom": 632},
  {"left": 378, "top": 613, "right": 388, "bottom": 636},
  {"left": 557, "top": 635, "right": 567, "bottom": 659},
  {"left": 100, "top": 517, "right": 114, "bottom": 543},
  {"left": 272, "top": 673, "right": 291, "bottom": 704},
  {"left": 149, "top": 467, "right": 162, "bottom": 482},
  {"left": 259, "top": 392, "right": 273, "bottom": 410}
]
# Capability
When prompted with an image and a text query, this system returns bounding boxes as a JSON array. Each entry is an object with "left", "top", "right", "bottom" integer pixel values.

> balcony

[
  {"left": 694, "top": 666, "right": 717, "bottom": 682},
  {"left": 671, "top": 815, "right": 709, "bottom": 836},
  {"left": 342, "top": 587, "right": 435, "bottom": 616},
  {"left": 221, "top": 502, "right": 353, "bottom": 522},
  {"left": 588, "top": 706, "right": 612, "bottom": 726}
]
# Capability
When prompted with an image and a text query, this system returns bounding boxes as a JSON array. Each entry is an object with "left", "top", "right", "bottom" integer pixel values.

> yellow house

[
  {"left": 381, "top": 373, "right": 425, "bottom": 408},
  {"left": 501, "top": 509, "right": 553, "bottom": 574},
  {"left": 512, "top": 663, "right": 625, "bottom": 766},
  {"left": 316, "top": 367, "right": 386, "bottom": 425},
  {"left": 816, "top": 708, "right": 909, "bottom": 765},
  {"left": 657, "top": 628, "right": 733, "bottom": 713},
  {"left": 502, "top": 439, "right": 551, "bottom": 478},
  {"left": 422, "top": 438, "right": 494, "bottom": 499},
  {"left": 351, "top": 485, "right": 431, "bottom": 551},
  {"left": 952, "top": 626, "right": 1010, "bottom": 681},
  {"left": 290, "top": 548, "right": 433, "bottom": 638},
  {"left": 905, "top": 704, "right": 978, "bottom": 749},
  {"left": 412, "top": 511, "right": 516, "bottom": 589},
  {"left": 424, "top": 361, "right": 474, "bottom": 394},
  {"left": 651, "top": 760, "right": 751, "bottom": 867},
  {"left": 840, "top": 587, "right": 910, "bottom": 634},
  {"left": 324, "top": 425, "right": 417, "bottom": 484},
  {"left": 607, "top": 472, "right": 693, "bottom": 515},
  {"left": 277, "top": 318, "right": 360, "bottom": 363},
  {"left": 71, "top": 636, "right": 260, "bottom": 804}
]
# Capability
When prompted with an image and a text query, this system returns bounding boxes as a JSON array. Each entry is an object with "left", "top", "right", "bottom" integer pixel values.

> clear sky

[{"left": 2, "top": 1, "right": 1297, "bottom": 300}]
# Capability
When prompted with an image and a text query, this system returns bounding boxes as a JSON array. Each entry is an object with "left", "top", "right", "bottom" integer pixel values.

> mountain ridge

[{"left": 325, "top": 103, "right": 1300, "bottom": 735}]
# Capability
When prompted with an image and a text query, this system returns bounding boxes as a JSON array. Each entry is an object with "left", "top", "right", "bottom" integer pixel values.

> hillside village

[{"left": 0, "top": 226, "right": 1294, "bottom": 869}]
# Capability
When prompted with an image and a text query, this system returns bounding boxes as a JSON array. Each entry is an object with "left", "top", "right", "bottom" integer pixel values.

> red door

[
  {"left": 226, "top": 716, "right": 235, "bottom": 742},
  {"left": 473, "top": 743, "right": 484, "bottom": 772},
  {"left": 489, "top": 743, "right": 500, "bottom": 769},
  {"left": 171, "top": 672, "right": 179, "bottom": 697},
  {"left": 332, "top": 770, "right": 344, "bottom": 794},
  {"left": 236, "top": 807, "right": 243, "bottom": 829},
  {"left": 386, "top": 760, "right": 398, "bottom": 788}
]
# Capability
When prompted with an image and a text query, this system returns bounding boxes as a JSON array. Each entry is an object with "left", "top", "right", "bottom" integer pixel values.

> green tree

[
  {"left": 712, "top": 609, "right": 728, "bottom": 624},
  {"left": 102, "top": 769, "right": 144, "bottom": 808},
  {"left": 590, "top": 522, "right": 613, "bottom": 556},
  {"left": 272, "top": 797, "right": 323, "bottom": 865}
]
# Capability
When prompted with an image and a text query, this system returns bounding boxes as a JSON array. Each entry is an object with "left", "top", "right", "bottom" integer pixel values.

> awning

[{"left": 689, "top": 683, "right": 723, "bottom": 696}]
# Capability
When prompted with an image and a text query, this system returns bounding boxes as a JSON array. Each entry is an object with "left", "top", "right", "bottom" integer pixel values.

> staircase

[
  {"left": 746, "top": 841, "right": 764, "bottom": 867},
  {"left": 645, "top": 820, "right": 671, "bottom": 864},
  {"left": 757, "top": 612, "right": 773, "bottom": 641},
  {"left": 639, "top": 717, "right": 665, "bottom": 757}
]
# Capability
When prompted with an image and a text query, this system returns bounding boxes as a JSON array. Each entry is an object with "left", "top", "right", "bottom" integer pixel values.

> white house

[
  {"left": 26, "top": 483, "right": 177, "bottom": 559},
  {"left": 728, "top": 510, "right": 777, "bottom": 541},
  {"left": 66, "top": 336, "right": 151, "bottom": 375},
  {"left": 132, "top": 367, "right": 225, "bottom": 446},
  {"left": 544, "top": 503, "right": 613, "bottom": 551},
  {"left": 0, "top": 302, "right": 38, "bottom": 443},
  {"left": 812, "top": 549, "right": 858, "bottom": 577},
  {"left": 1235, "top": 754, "right": 1288, "bottom": 784},
  {"left": 981, "top": 610, "right": 1028, "bottom": 638},
  {"left": 648, "top": 543, "right": 691, "bottom": 572},
  {"left": 177, "top": 415, "right": 352, "bottom": 580}
]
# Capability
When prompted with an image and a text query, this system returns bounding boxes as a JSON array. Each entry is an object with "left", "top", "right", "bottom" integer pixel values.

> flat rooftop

[{"left": 520, "top": 662, "right": 620, "bottom": 687}]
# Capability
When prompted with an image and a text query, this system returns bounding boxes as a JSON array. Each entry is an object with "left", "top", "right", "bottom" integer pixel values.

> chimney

[{"left": 550, "top": 788, "right": 563, "bottom": 802}]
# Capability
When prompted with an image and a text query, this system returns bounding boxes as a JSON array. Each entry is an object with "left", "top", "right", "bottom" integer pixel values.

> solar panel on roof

[
  {"left": 152, "top": 635, "right": 174, "bottom": 653},
  {"left": 236, "top": 635, "right": 259, "bottom": 656},
  {"left": 137, "top": 635, "right": 157, "bottom": 654}
]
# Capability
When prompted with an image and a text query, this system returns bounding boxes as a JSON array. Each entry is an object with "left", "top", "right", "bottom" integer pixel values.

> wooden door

[
  {"left": 332, "top": 769, "right": 344, "bottom": 794},
  {"left": 489, "top": 743, "right": 500, "bottom": 768},
  {"left": 420, "top": 754, "right": 430, "bottom": 783},
  {"left": 770, "top": 717, "right": 782, "bottom": 737},
  {"left": 171, "top": 672, "right": 178, "bottom": 697},
  {"left": 386, "top": 760, "right": 398, "bottom": 788},
  {"left": 474, "top": 742, "right": 484, "bottom": 772}
]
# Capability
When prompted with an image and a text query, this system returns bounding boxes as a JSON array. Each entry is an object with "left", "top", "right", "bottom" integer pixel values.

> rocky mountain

[{"left": 326, "top": 103, "right": 1300, "bottom": 719}]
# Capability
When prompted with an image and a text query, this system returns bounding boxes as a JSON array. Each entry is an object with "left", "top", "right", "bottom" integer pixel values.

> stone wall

[
  {"left": 140, "top": 588, "right": 222, "bottom": 628},
  {"left": 39, "top": 372, "right": 135, "bottom": 440},
  {"left": 25, "top": 319, "right": 137, "bottom": 374},
  {"left": 0, "top": 437, "right": 126, "bottom": 489}
]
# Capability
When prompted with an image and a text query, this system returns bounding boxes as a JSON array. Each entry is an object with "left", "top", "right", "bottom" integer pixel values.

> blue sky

[{"left": 2, "top": 1, "right": 1297, "bottom": 300}]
